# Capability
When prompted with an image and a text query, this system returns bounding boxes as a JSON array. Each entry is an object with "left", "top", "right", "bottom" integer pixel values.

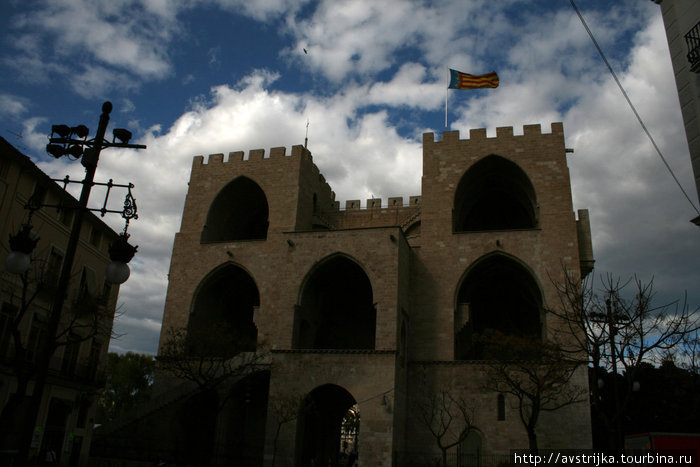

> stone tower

[{"left": 155, "top": 123, "right": 594, "bottom": 466}]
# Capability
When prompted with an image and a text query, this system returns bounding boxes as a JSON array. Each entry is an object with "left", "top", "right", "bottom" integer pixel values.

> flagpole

[{"left": 445, "top": 68, "right": 449, "bottom": 130}]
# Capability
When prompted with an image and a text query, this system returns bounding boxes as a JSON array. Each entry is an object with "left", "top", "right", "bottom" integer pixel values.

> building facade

[
  {"left": 95, "top": 123, "right": 594, "bottom": 466},
  {"left": 0, "top": 137, "right": 122, "bottom": 466},
  {"left": 653, "top": 0, "right": 700, "bottom": 226}
]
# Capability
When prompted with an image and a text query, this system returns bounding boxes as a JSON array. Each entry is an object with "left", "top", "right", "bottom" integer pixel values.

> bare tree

[
  {"left": 0, "top": 251, "right": 119, "bottom": 458},
  {"left": 550, "top": 270, "right": 700, "bottom": 452},
  {"left": 268, "top": 393, "right": 308, "bottom": 467},
  {"left": 413, "top": 387, "right": 478, "bottom": 467},
  {"left": 156, "top": 325, "right": 267, "bottom": 411},
  {"left": 478, "top": 330, "right": 586, "bottom": 453}
]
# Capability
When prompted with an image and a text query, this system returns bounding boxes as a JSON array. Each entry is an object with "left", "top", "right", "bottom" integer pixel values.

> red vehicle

[{"left": 625, "top": 433, "right": 700, "bottom": 466}]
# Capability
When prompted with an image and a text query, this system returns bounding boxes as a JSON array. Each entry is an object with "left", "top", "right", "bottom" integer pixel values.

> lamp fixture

[{"left": 112, "top": 128, "right": 132, "bottom": 144}]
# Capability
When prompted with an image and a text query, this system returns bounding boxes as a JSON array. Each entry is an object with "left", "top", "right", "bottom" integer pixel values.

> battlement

[
  {"left": 344, "top": 196, "right": 421, "bottom": 210},
  {"left": 192, "top": 144, "right": 311, "bottom": 166},
  {"left": 422, "top": 122, "right": 564, "bottom": 144}
]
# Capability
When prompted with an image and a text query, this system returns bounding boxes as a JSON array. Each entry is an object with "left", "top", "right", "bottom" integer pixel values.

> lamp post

[{"left": 4, "top": 102, "right": 145, "bottom": 465}]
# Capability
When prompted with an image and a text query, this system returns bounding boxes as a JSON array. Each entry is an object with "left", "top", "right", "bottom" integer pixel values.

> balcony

[{"left": 685, "top": 20, "right": 700, "bottom": 73}]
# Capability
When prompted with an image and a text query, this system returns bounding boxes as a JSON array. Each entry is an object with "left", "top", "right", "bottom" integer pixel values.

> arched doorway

[
  {"left": 188, "top": 263, "right": 259, "bottom": 356},
  {"left": 201, "top": 176, "right": 269, "bottom": 242},
  {"left": 459, "top": 431, "right": 483, "bottom": 467},
  {"left": 296, "top": 385, "right": 359, "bottom": 467},
  {"left": 454, "top": 254, "right": 542, "bottom": 359},
  {"left": 453, "top": 155, "right": 537, "bottom": 232},
  {"left": 221, "top": 371, "right": 271, "bottom": 466},
  {"left": 293, "top": 255, "right": 375, "bottom": 350}
]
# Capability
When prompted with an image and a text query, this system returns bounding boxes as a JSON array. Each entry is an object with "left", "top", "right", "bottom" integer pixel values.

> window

[
  {"left": 455, "top": 254, "right": 542, "bottom": 360},
  {"left": 29, "top": 183, "right": 47, "bottom": 209},
  {"left": 0, "top": 303, "right": 17, "bottom": 358},
  {"left": 86, "top": 340, "right": 101, "bottom": 381},
  {"left": 188, "top": 264, "right": 260, "bottom": 356},
  {"left": 201, "top": 176, "right": 269, "bottom": 242},
  {"left": 45, "top": 247, "right": 64, "bottom": 285},
  {"left": 26, "top": 314, "right": 48, "bottom": 363},
  {"left": 100, "top": 281, "right": 112, "bottom": 306},
  {"left": 89, "top": 226, "right": 101, "bottom": 248},
  {"left": 497, "top": 394, "right": 506, "bottom": 421},
  {"left": 293, "top": 255, "right": 375, "bottom": 350},
  {"left": 58, "top": 208, "right": 74, "bottom": 227},
  {"left": 78, "top": 267, "right": 97, "bottom": 299},
  {"left": 61, "top": 335, "right": 80, "bottom": 377},
  {"left": 453, "top": 155, "right": 537, "bottom": 232}
]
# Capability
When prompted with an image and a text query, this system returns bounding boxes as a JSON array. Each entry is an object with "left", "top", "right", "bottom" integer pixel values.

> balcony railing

[{"left": 685, "top": 20, "right": 700, "bottom": 72}]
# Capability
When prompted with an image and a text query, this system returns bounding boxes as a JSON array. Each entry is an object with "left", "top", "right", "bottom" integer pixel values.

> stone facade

[
  {"left": 156, "top": 123, "right": 594, "bottom": 466},
  {"left": 0, "top": 137, "right": 122, "bottom": 467},
  {"left": 653, "top": 0, "right": 700, "bottom": 225}
]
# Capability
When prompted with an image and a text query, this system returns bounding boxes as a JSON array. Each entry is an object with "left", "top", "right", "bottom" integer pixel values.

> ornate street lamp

[{"left": 3, "top": 101, "right": 146, "bottom": 463}]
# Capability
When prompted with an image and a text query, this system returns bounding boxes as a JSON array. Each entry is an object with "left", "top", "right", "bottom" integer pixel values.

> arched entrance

[
  {"left": 293, "top": 255, "right": 375, "bottom": 350},
  {"left": 453, "top": 155, "right": 537, "bottom": 232},
  {"left": 188, "top": 263, "right": 259, "bottom": 356},
  {"left": 296, "top": 385, "right": 359, "bottom": 467},
  {"left": 454, "top": 254, "right": 542, "bottom": 359}
]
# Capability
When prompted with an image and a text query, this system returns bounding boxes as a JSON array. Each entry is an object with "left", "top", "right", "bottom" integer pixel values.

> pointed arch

[
  {"left": 296, "top": 384, "right": 358, "bottom": 467},
  {"left": 201, "top": 176, "right": 269, "bottom": 242},
  {"left": 453, "top": 155, "right": 537, "bottom": 232},
  {"left": 293, "top": 254, "right": 375, "bottom": 350},
  {"left": 454, "top": 253, "right": 542, "bottom": 359},
  {"left": 187, "top": 262, "right": 260, "bottom": 356}
]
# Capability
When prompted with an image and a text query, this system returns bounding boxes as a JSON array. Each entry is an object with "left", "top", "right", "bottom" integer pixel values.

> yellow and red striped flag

[{"left": 448, "top": 69, "right": 499, "bottom": 89}]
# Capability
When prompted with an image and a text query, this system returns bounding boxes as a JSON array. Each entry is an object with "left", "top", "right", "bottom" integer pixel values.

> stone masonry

[{"left": 155, "top": 122, "right": 594, "bottom": 466}]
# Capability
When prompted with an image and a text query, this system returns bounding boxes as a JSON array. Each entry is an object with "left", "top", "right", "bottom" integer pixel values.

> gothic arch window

[
  {"left": 201, "top": 176, "right": 269, "bottom": 242},
  {"left": 454, "top": 254, "right": 542, "bottom": 360},
  {"left": 187, "top": 263, "right": 260, "bottom": 356},
  {"left": 293, "top": 255, "right": 375, "bottom": 350},
  {"left": 453, "top": 155, "right": 537, "bottom": 232}
]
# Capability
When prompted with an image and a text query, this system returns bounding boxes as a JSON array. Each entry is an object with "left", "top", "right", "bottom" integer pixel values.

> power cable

[{"left": 569, "top": 0, "right": 700, "bottom": 216}]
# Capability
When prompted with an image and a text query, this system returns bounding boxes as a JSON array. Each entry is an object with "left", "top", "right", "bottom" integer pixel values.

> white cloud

[{"left": 0, "top": 94, "right": 29, "bottom": 118}]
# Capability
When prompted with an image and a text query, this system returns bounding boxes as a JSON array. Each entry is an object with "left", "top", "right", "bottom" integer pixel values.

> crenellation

[
  {"left": 291, "top": 145, "right": 304, "bottom": 157},
  {"left": 389, "top": 197, "right": 403, "bottom": 207},
  {"left": 442, "top": 130, "right": 460, "bottom": 142},
  {"left": 249, "top": 148, "right": 265, "bottom": 160},
  {"left": 368, "top": 198, "right": 382, "bottom": 209},
  {"left": 229, "top": 151, "right": 244, "bottom": 162},
  {"left": 523, "top": 124, "right": 542, "bottom": 136},
  {"left": 496, "top": 126, "right": 514, "bottom": 138},
  {"left": 347, "top": 200, "right": 361, "bottom": 210},
  {"left": 409, "top": 195, "right": 421, "bottom": 205},
  {"left": 270, "top": 147, "right": 286, "bottom": 158},
  {"left": 422, "top": 123, "right": 564, "bottom": 147},
  {"left": 193, "top": 155, "right": 204, "bottom": 167},
  {"left": 469, "top": 128, "right": 487, "bottom": 139},
  {"left": 208, "top": 153, "right": 224, "bottom": 164}
]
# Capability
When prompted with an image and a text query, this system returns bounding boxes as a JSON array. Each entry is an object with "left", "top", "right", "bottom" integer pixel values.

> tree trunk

[{"left": 527, "top": 427, "right": 538, "bottom": 454}]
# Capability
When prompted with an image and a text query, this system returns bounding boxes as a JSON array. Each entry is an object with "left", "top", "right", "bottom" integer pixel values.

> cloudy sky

[{"left": 1, "top": 0, "right": 698, "bottom": 355}]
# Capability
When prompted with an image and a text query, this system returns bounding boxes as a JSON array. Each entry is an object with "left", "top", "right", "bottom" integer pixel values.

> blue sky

[{"left": 1, "top": 0, "right": 698, "bottom": 355}]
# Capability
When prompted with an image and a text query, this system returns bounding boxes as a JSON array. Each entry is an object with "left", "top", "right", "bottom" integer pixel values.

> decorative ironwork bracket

[{"left": 25, "top": 176, "right": 138, "bottom": 234}]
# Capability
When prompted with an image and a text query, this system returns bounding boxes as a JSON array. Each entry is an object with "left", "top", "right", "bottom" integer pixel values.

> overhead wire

[{"left": 568, "top": 0, "right": 700, "bottom": 216}]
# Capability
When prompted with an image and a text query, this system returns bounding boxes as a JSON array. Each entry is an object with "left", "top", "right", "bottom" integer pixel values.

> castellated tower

[{"left": 152, "top": 123, "right": 593, "bottom": 466}]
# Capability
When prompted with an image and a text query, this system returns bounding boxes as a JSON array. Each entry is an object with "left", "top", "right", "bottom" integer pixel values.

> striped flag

[{"left": 448, "top": 69, "right": 499, "bottom": 89}]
